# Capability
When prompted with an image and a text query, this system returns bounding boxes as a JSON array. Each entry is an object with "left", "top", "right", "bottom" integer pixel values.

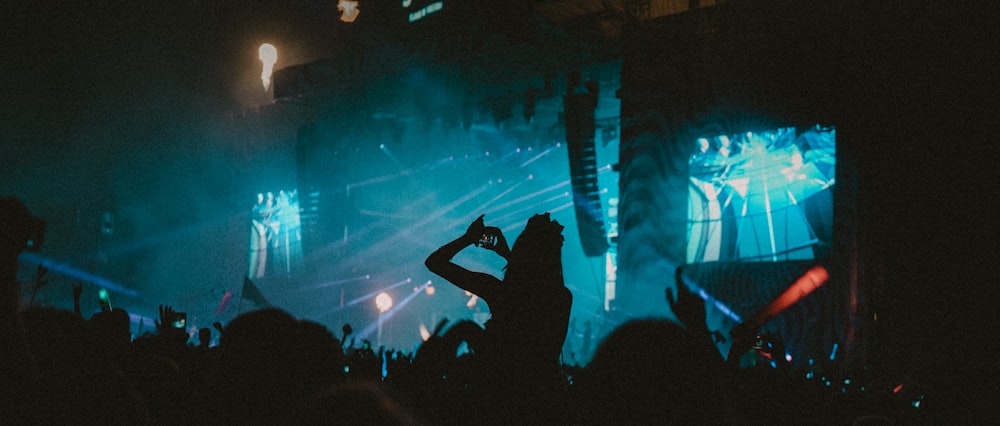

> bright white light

[
  {"left": 419, "top": 323, "right": 430, "bottom": 341},
  {"left": 697, "top": 138, "right": 710, "bottom": 152},
  {"left": 338, "top": 1, "right": 360, "bottom": 23},
  {"left": 259, "top": 43, "right": 277, "bottom": 90},
  {"left": 375, "top": 292, "right": 393, "bottom": 312}
]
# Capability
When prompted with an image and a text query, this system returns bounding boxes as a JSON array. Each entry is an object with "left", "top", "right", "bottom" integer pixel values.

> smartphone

[
  {"left": 477, "top": 233, "right": 495, "bottom": 249},
  {"left": 478, "top": 227, "right": 501, "bottom": 249},
  {"left": 752, "top": 333, "right": 764, "bottom": 349},
  {"left": 173, "top": 313, "right": 187, "bottom": 329}
]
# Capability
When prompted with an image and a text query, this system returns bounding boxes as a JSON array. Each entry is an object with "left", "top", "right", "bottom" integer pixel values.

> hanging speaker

[{"left": 564, "top": 90, "right": 609, "bottom": 257}]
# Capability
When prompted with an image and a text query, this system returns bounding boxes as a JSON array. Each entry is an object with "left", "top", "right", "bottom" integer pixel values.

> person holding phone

[{"left": 425, "top": 213, "right": 572, "bottom": 422}]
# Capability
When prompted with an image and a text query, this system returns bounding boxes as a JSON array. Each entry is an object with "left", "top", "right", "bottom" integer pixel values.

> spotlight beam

[
  {"left": 748, "top": 264, "right": 829, "bottom": 328},
  {"left": 347, "top": 150, "right": 491, "bottom": 191},
  {"left": 317, "top": 278, "right": 413, "bottom": 320},
  {"left": 298, "top": 274, "right": 370, "bottom": 291},
  {"left": 330, "top": 184, "right": 492, "bottom": 269},
  {"left": 357, "top": 281, "right": 431, "bottom": 343},
  {"left": 471, "top": 180, "right": 528, "bottom": 215},
  {"left": 91, "top": 216, "right": 234, "bottom": 258},
  {"left": 19, "top": 253, "right": 140, "bottom": 298},
  {"left": 346, "top": 278, "right": 412, "bottom": 308},
  {"left": 486, "top": 179, "right": 571, "bottom": 214},
  {"left": 519, "top": 144, "right": 561, "bottom": 168},
  {"left": 677, "top": 271, "right": 743, "bottom": 323}
]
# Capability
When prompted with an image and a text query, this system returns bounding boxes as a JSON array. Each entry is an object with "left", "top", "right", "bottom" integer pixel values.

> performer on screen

[{"left": 248, "top": 192, "right": 280, "bottom": 279}]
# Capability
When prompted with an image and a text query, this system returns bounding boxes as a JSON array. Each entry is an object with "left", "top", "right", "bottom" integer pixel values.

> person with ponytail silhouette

[{"left": 426, "top": 213, "right": 572, "bottom": 423}]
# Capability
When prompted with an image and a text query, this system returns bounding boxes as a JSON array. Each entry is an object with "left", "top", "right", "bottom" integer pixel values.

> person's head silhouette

[{"left": 503, "top": 213, "right": 565, "bottom": 291}]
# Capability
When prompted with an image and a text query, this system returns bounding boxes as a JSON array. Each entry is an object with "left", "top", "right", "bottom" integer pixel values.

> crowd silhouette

[{"left": 2, "top": 197, "right": 945, "bottom": 424}]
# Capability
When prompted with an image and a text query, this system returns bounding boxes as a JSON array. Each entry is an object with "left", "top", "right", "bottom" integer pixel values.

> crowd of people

[{"left": 2, "top": 197, "right": 938, "bottom": 424}]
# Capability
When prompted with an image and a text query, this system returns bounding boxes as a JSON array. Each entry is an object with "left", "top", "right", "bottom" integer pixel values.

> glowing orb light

[{"left": 375, "top": 292, "right": 393, "bottom": 313}]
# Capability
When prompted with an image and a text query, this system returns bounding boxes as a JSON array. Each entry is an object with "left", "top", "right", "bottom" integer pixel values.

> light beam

[
  {"left": 748, "top": 265, "right": 830, "bottom": 327},
  {"left": 20, "top": 252, "right": 139, "bottom": 297}
]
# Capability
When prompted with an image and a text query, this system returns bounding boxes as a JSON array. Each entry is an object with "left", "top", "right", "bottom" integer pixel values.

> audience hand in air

[
  {"left": 667, "top": 266, "right": 708, "bottom": 333},
  {"left": 463, "top": 215, "right": 512, "bottom": 260},
  {"left": 463, "top": 215, "right": 487, "bottom": 243},
  {"left": 156, "top": 304, "right": 184, "bottom": 334},
  {"left": 478, "top": 227, "right": 511, "bottom": 260}
]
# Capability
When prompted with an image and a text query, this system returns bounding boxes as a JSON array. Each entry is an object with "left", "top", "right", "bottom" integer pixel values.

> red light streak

[{"left": 748, "top": 265, "right": 829, "bottom": 328}]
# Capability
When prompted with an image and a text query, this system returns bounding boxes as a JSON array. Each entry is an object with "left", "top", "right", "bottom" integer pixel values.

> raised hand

[
  {"left": 341, "top": 323, "right": 353, "bottom": 349},
  {"left": 479, "top": 226, "right": 512, "bottom": 260},
  {"left": 667, "top": 266, "right": 708, "bottom": 332},
  {"left": 726, "top": 321, "right": 759, "bottom": 365},
  {"left": 729, "top": 321, "right": 758, "bottom": 345},
  {"left": 463, "top": 214, "right": 487, "bottom": 243},
  {"left": 157, "top": 304, "right": 181, "bottom": 333},
  {"left": 34, "top": 265, "right": 48, "bottom": 287},
  {"left": 431, "top": 318, "right": 449, "bottom": 337},
  {"left": 72, "top": 281, "right": 83, "bottom": 317}
]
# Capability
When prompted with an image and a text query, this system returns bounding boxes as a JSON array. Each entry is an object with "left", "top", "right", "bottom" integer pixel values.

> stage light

[
  {"left": 375, "top": 290, "right": 391, "bottom": 351},
  {"left": 359, "top": 281, "right": 431, "bottom": 346},
  {"left": 338, "top": 1, "right": 359, "bottom": 23},
  {"left": 376, "top": 292, "right": 393, "bottom": 313},
  {"left": 419, "top": 323, "right": 431, "bottom": 341},
  {"left": 259, "top": 43, "right": 277, "bottom": 90}
]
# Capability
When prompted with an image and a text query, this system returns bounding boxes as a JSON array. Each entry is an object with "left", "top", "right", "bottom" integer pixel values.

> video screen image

[
  {"left": 687, "top": 126, "right": 836, "bottom": 263},
  {"left": 249, "top": 189, "right": 303, "bottom": 279}
]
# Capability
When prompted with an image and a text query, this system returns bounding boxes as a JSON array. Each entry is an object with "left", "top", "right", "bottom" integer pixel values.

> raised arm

[
  {"left": 425, "top": 215, "right": 502, "bottom": 300},
  {"left": 72, "top": 281, "right": 83, "bottom": 318}
]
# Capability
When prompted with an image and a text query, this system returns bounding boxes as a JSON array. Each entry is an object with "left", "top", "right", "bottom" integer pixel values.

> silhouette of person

[
  {"left": 425, "top": 213, "right": 572, "bottom": 421},
  {"left": 1, "top": 196, "right": 46, "bottom": 421},
  {"left": 576, "top": 319, "right": 732, "bottom": 425}
]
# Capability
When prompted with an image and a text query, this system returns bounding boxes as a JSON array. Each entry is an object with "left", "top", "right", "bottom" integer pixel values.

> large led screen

[
  {"left": 687, "top": 126, "right": 836, "bottom": 263},
  {"left": 249, "top": 189, "right": 303, "bottom": 279}
]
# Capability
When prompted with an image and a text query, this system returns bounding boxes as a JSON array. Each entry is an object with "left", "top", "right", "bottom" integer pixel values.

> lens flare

[{"left": 375, "top": 292, "right": 393, "bottom": 313}]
